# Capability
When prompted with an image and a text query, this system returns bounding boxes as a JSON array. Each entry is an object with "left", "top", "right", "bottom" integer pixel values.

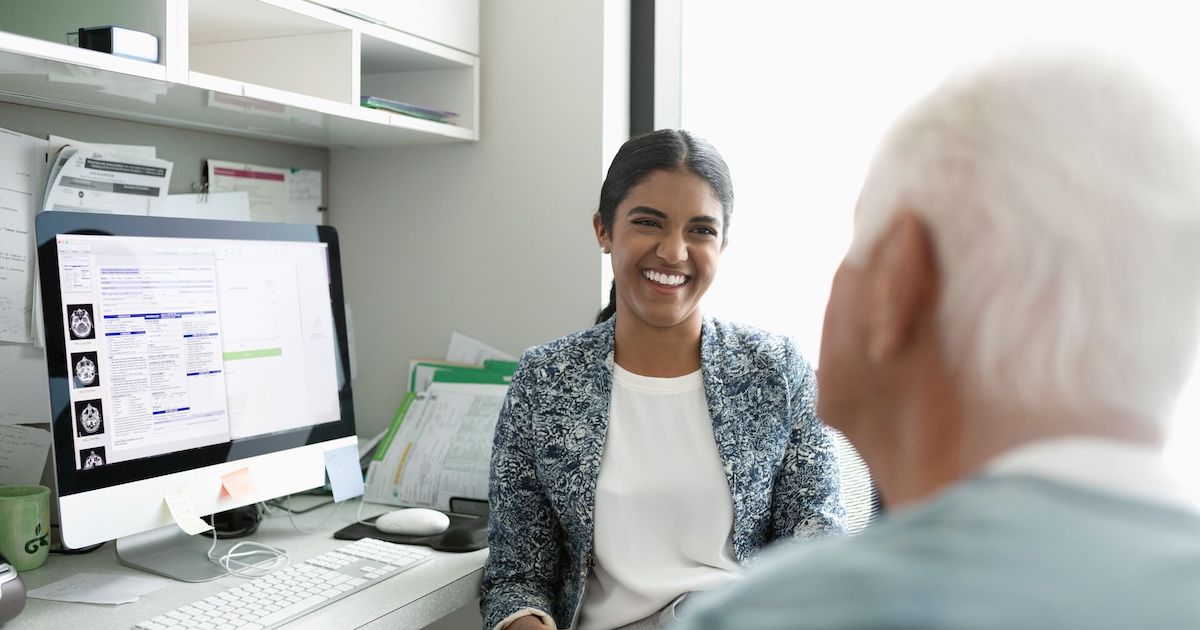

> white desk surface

[{"left": 12, "top": 498, "right": 488, "bottom": 629}]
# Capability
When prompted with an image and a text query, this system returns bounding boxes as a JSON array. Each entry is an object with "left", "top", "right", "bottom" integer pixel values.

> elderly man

[{"left": 675, "top": 53, "right": 1200, "bottom": 629}]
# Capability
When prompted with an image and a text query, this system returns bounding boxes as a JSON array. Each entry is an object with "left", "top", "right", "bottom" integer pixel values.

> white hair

[{"left": 851, "top": 52, "right": 1200, "bottom": 425}]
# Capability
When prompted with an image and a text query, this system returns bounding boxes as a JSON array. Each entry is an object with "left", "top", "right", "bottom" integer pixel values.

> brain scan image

[
  {"left": 66, "top": 304, "right": 96, "bottom": 340},
  {"left": 70, "top": 308, "right": 93, "bottom": 338},
  {"left": 81, "top": 449, "right": 104, "bottom": 469},
  {"left": 79, "top": 403, "right": 102, "bottom": 433},
  {"left": 74, "top": 355, "right": 97, "bottom": 386}
]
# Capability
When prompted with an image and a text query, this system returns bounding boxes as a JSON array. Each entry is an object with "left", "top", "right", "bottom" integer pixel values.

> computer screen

[{"left": 36, "top": 212, "right": 357, "bottom": 558}]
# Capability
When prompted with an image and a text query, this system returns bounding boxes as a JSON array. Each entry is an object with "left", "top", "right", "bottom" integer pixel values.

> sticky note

[
  {"left": 324, "top": 444, "right": 364, "bottom": 503},
  {"left": 163, "top": 487, "right": 213, "bottom": 535},
  {"left": 221, "top": 467, "right": 258, "bottom": 501}
]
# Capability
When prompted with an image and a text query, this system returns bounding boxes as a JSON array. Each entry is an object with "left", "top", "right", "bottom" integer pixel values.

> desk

[{"left": 12, "top": 498, "right": 488, "bottom": 629}]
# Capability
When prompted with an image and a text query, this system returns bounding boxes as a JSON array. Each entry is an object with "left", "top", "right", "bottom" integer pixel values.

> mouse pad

[{"left": 334, "top": 512, "right": 488, "bottom": 552}]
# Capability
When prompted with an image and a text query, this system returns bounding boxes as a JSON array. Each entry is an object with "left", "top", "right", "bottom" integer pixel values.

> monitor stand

[{"left": 116, "top": 524, "right": 279, "bottom": 582}]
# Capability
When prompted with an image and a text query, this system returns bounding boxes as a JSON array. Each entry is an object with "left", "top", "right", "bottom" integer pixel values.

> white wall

[{"left": 331, "top": 1, "right": 627, "bottom": 441}]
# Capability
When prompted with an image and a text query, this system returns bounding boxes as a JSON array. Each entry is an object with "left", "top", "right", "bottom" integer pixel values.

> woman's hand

[{"left": 509, "top": 614, "right": 555, "bottom": 630}]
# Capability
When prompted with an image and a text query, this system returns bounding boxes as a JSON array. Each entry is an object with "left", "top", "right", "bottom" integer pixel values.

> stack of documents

[
  {"left": 360, "top": 96, "right": 459, "bottom": 125},
  {"left": 43, "top": 143, "right": 172, "bottom": 215},
  {"left": 363, "top": 333, "right": 516, "bottom": 509}
]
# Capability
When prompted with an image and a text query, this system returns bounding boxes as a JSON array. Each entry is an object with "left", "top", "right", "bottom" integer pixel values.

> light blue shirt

[{"left": 676, "top": 440, "right": 1200, "bottom": 630}]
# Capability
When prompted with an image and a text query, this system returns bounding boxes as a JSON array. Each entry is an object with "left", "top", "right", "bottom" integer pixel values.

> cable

[
  {"left": 355, "top": 496, "right": 379, "bottom": 526},
  {"left": 206, "top": 516, "right": 289, "bottom": 578},
  {"left": 283, "top": 494, "right": 349, "bottom": 534},
  {"left": 266, "top": 497, "right": 335, "bottom": 515}
]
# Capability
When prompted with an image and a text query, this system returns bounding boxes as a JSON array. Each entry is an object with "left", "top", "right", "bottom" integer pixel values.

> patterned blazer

[{"left": 481, "top": 316, "right": 846, "bottom": 629}]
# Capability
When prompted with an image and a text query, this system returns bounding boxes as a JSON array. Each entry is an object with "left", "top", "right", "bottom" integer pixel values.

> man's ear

[
  {"left": 593, "top": 213, "right": 610, "bottom": 253},
  {"left": 866, "top": 212, "right": 938, "bottom": 363}
]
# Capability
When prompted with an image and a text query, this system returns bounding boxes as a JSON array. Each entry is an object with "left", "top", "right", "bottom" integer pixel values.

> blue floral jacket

[{"left": 481, "top": 317, "right": 845, "bottom": 629}]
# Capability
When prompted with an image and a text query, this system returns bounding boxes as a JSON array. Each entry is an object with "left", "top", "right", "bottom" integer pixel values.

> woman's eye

[
  {"left": 693, "top": 226, "right": 718, "bottom": 237},
  {"left": 633, "top": 219, "right": 659, "bottom": 228}
]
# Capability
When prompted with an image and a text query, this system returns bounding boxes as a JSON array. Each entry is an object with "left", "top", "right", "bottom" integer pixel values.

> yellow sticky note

[
  {"left": 220, "top": 467, "right": 258, "bottom": 501},
  {"left": 163, "top": 487, "right": 213, "bottom": 536}
]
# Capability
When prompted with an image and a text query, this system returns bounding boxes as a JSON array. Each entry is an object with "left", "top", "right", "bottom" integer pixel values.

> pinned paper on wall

[
  {"left": 324, "top": 444, "right": 365, "bottom": 503},
  {"left": 0, "top": 424, "right": 51, "bottom": 485},
  {"left": 220, "top": 467, "right": 258, "bottom": 501},
  {"left": 154, "top": 191, "right": 251, "bottom": 221},
  {"left": 286, "top": 168, "right": 324, "bottom": 224},
  {"left": 0, "top": 126, "right": 48, "bottom": 344},
  {"left": 163, "top": 487, "right": 213, "bottom": 536},
  {"left": 206, "top": 160, "right": 288, "bottom": 223},
  {"left": 0, "top": 342, "right": 52, "bottom": 425}
]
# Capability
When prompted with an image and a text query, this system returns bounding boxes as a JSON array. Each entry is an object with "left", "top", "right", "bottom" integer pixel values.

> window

[{"left": 676, "top": 0, "right": 1200, "bottom": 494}]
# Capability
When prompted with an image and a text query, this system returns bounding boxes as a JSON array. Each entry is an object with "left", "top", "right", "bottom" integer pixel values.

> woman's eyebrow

[
  {"left": 627, "top": 206, "right": 722, "bottom": 227},
  {"left": 627, "top": 205, "right": 667, "bottom": 219}
]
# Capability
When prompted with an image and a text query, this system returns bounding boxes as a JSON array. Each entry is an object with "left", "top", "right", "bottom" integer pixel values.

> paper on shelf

[
  {"left": 446, "top": 331, "right": 516, "bottom": 364},
  {"left": 0, "top": 127, "right": 46, "bottom": 343},
  {"left": 27, "top": 572, "right": 169, "bottom": 605},
  {"left": 154, "top": 191, "right": 251, "bottom": 221},
  {"left": 163, "top": 487, "right": 213, "bottom": 536},
  {"left": 0, "top": 424, "right": 51, "bottom": 485},
  {"left": 206, "top": 159, "right": 288, "bottom": 223},
  {"left": 0, "top": 342, "right": 52, "bottom": 424},
  {"left": 287, "top": 168, "right": 323, "bottom": 224},
  {"left": 324, "top": 443, "right": 365, "bottom": 503}
]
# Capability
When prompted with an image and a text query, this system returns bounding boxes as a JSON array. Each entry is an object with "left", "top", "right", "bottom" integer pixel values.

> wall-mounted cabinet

[{"left": 0, "top": 0, "right": 479, "bottom": 148}]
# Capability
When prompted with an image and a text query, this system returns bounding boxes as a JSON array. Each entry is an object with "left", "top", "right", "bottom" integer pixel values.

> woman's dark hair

[{"left": 594, "top": 129, "right": 734, "bottom": 324}]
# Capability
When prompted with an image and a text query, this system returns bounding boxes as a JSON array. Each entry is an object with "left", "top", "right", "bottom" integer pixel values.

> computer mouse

[{"left": 374, "top": 508, "right": 450, "bottom": 536}]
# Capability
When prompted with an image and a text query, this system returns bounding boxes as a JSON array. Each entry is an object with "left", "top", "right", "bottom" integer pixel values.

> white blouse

[{"left": 576, "top": 363, "right": 741, "bottom": 630}]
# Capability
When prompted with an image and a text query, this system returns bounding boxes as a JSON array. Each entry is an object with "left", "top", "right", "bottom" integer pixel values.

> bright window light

[{"left": 679, "top": 0, "right": 1200, "bottom": 495}]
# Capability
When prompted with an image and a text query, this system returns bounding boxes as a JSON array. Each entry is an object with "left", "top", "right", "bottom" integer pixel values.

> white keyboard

[{"left": 133, "top": 538, "right": 434, "bottom": 630}]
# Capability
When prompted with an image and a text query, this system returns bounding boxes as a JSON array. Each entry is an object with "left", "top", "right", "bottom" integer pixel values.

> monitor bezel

[{"left": 36, "top": 211, "right": 356, "bottom": 498}]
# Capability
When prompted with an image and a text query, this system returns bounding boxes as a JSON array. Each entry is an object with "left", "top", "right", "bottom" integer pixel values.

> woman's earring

[{"left": 601, "top": 245, "right": 610, "bottom": 254}]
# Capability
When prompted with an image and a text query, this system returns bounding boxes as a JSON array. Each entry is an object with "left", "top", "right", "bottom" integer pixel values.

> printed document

[
  {"left": 365, "top": 383, "right": 506, "bottom": 510},
  {"left": 43, "top": 146, "right": 171, "bottom": 215},
  {"left": 206, "top": 160, "right": 288, "bottom": 222},
  {"left": 446, "top": 331, "right": 515, "bottom": 364}
]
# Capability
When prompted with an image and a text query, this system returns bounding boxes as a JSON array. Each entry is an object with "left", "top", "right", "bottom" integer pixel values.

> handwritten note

[
  {"left": 163, "top": 487, "right": 213, "bottom": 536},
  {"left": 286, "top": 168, "right": 323, "bottom": 224},
  {"left": 0, "top": 342, "right": 52, "bottom": 425},
  {"left": 220, "top": 467, "right": 258, "bottom": 501},
  {"left": 0, "top": 127, "right": 46, "bottom": 344},
  {"left": 324, "top": 444, "right": 365, "bottom": 502},
  {"left": 0, "top": 424, "right": 51, "bottom": 485}
]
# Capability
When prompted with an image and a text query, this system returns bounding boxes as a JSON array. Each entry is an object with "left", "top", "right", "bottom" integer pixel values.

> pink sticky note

[{"left": 220, "top": 467, "right": 259, "bottom": 501}]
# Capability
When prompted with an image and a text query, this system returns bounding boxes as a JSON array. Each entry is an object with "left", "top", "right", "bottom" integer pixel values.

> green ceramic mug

[{"left": 0, "top": 485, "right": 51, "bottom": 571}]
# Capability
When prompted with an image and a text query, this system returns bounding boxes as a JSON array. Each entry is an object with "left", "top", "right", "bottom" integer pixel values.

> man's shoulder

[{"left": 679, "top": 477, "right": 1200, "bottom": 630}]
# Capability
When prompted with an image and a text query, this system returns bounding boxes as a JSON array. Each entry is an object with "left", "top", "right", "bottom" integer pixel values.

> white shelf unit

[{"left": 0, "top": 0, "right": 478, "bottom": 148}]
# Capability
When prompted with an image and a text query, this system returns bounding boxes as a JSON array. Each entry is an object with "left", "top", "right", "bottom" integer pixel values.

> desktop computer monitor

[{"left": 35, "top": 211, "right": 357, "bottom": 581}]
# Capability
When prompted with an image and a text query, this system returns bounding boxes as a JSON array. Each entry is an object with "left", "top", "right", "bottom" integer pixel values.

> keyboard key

[{"left": 133, "top": 538, "right": 433, "bottom": 630}]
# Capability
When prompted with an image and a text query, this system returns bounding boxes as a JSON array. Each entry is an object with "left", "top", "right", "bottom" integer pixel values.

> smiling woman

[{"left": 481, "top": 130, "right": 846, "bottom": 630}]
